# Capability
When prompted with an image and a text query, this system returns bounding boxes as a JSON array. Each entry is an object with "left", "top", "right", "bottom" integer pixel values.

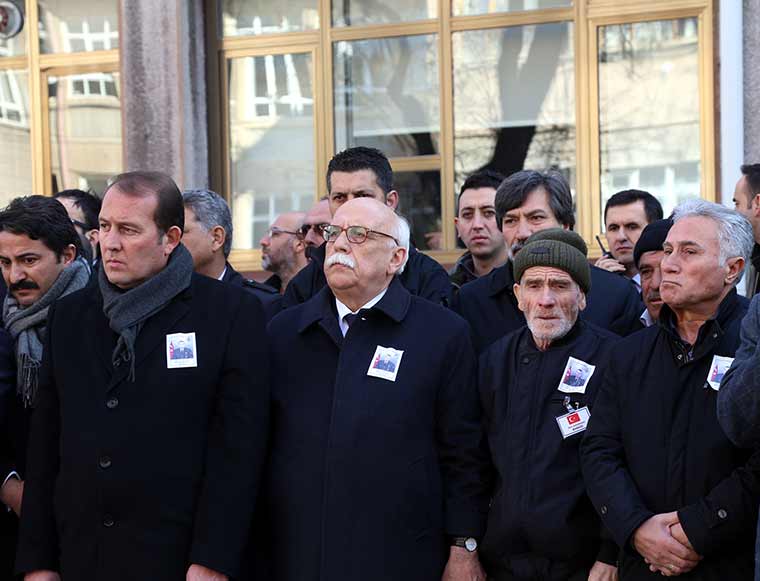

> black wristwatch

[{"left": 450, "top": 536, "right": 478, "bottom": 552}]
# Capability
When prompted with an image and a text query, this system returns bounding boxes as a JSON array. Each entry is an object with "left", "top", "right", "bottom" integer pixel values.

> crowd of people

[{"left": 0, "top": 146, "right": 758, "bottom": 581}]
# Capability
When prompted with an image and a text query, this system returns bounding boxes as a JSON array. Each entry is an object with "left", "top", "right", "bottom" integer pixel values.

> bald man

[
  {"left": 300, "top": 199, "right": 332, "bottom": 252},
  {"left": 256, "top": 197, "right": 489, "bottom": 581},
  {"left": 260, "top": 212, "right": 308, "bottom": 294}
]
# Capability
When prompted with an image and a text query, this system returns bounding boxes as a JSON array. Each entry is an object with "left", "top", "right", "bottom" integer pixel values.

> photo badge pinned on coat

[
  {"left": 706, "top": 355, "right": 733, "bottom": 391},
  {"left": 558, "top": 356, "right": 595, "bottom": 394},
  {"left": 166, "top": 332, "right": 198, "bottom": 369},
  {"left": 367, "top": 345, "right": 404, "bottom": 382}
]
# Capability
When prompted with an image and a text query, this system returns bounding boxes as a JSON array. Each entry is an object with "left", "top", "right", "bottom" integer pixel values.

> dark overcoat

[
  {"left": 0, "top": 328, "right": 21, "bottom": 578},
  {"left": 15, "top": 274, "right": 270, "bottom": 580},
  {"left": 580, "top": 290, "right": 759, "bottom": 580},
  {"left": 221, "top": 262, "right": 282, "bottom": 321},
  {"left": 478, "top": 321, "right": 619, "bottom": 574},
  {"left": 259, "top": 277, "right": 489, "bottom": 581},
  {"left": 453, "top": 261, "right": 643, "bottom": 352},
  {"left": 282, "top": 243, "right": 453, "bottom": 309}
]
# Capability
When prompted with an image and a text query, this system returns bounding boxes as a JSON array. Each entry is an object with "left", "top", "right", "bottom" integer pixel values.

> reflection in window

[
  {"left": 452, "top": 0, "right": 571, "bottom": 17},
  {"left": 48, "top": 73, "right": 122, "bottom": 194},
  {"left": 0, "top": 26, "right": 26, "bottom": 58},
  {"left": 334, "top": 35, "right": 439, "bottom": 157},
  {"left": 221, "top": 0, "right": 319, "bottom": 36},
  {"left": 598, "top": 18, "right": 700, "bottom": 218},
  {"left": 38, "top": 0, "right": 119, "bottom": 54},
  {"left": 394, "top": 171, "right": 442, "bottom": 251},
  {"left": 0, "top": 69, "right": 32, "bottom": 207},
  {"left": 453, "top": 23, "right": 576, "bottom": 191},
  {"left": 228, "top": 53, "right": 315, "bottom": 250},
  {"left": 332, "top": 0, "right": 435, "bottom": 27}
]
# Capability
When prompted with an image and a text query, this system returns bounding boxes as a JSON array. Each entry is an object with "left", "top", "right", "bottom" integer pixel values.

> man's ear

[
  {"left": 210, "top": 225, "right": 226, "bottom": 253},
  {"left": 752, "top": 194, "right": 760, "bottom": 216},
  {"left": 387, "top": 246, "right": 407, "bottom": 275},
  {"left": 385, "top": 190, "right": 399, "bottom": 210},
  {"left": 61, "top": 244, "right": 77, "bottom": 266},
  {"left": 164, "top": 225, "right": 183, "bottom": 254},
  {"left": 513, "top": 283, "right": 524, "bottom": 312},
  {"left": 86, "top": 229, "right": 99, "bottom": 247},
  {"left": 725, "top": 256, "right": 746, "bottom": 286},
  {"left": 578, "top": 290, "right": 587, "bottom": 312}
]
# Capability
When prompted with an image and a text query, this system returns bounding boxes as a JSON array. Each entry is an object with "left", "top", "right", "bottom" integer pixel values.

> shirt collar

[
  {"left": 640, "top": 308, "right": 655, "bottom": 327},
  {"left": 335, "top": 287, "right": 388, "bottom": 336},
  {"left": 217, "top": 266, "right": 227, "bottom": 281}
]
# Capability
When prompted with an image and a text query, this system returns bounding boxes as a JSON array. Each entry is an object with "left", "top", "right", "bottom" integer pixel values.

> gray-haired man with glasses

[{"left": 253, "top": 196, "right": 490, "bottom": 581}]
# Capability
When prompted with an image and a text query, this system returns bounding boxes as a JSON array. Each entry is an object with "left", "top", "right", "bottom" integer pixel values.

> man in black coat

[
  {"left": 17, "top": 172, "right": 270, "bottom": 581},
  {"left": 453, "top": 170, "right": 642, "bottom": 352},
  {"left": 0, "top": 196, "right": 91, "bottom": 579},
  {"left": 581, "top": 200, "right": 759, "bottom": 580},
  {"left": 261, "top": 197, "right": 489, "bottom": 581},
  {"left": 282, "top": 147, "right": 453, "bottom": 308},
  {"left": 182, "top": 188, "right": 282, "bottom": 320},
  {"left": 479, "top": 229, "right": 618, "bottom": 581}
]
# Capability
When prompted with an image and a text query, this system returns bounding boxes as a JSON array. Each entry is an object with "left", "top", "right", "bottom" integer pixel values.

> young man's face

[
  {"left": 0, "top": 232, "right": 76, "bottom": 307},
  {"left": 327, "top": 170, "right": 398, "bottom": 216},
  {"left": 455, "top": 187, "right": 506, "bottom": 260},
  {"left": 604, "top": 200, "right": 649, "bottom": 267}
]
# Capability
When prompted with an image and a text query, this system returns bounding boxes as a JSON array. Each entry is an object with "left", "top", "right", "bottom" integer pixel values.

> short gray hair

[
  {"left": 182, "top": 189, "right": 233, "bottom": 258},
  {"left": 392, "top": 214, "right": 411, "bottom": 274},
  {"left": 671, "top": 199, "right": 754, "bottom": 267}
]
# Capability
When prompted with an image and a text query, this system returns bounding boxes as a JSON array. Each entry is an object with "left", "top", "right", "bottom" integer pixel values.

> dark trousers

[
  {"left": 0, "top": 511, "right": 19, "bottom": 580},
  {"left": 484, "top": 553, "right": 590, "bottom": 581}
]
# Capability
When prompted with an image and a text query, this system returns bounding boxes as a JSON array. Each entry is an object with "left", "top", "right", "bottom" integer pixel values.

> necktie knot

[{"left": 344, "top": 313, "right": 359, "bottom": 328}]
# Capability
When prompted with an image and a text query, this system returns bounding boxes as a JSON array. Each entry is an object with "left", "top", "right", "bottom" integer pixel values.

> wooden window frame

[{"left": 209, "top": 0, "right": 716, "bottom": 272}]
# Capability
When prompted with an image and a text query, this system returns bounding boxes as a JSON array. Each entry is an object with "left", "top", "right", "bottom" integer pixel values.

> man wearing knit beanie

[
  {"left": 633, "top": 219, "right": 673, "bottom": 327},
  {"left": 479, "top": 227, "right": 619, "bottom": 580}
]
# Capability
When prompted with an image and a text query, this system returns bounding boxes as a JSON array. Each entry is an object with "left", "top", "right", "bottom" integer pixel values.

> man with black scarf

[
  {"left": 16, "top": 172, "right": 270, "bottom": 581},
  {"left": 0, "top": 196, "right": 90, "bottom": 579}
]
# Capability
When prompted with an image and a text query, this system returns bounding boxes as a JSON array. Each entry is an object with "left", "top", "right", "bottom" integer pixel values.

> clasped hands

[{"left": 633, "top": 512, "right": 702, "bottom": 577}]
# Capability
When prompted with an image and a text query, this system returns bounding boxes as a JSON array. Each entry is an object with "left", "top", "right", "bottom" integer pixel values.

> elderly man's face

[
  {"left": 639, "top": 250, "right": 665, "bottom": 320},
  {"left": 324, "top": 198, "right": 405, "bottom": 298},
  {"left": 661, "top": 216, "right": 739, "bottom": 310},
  {"left": 501, "top": 188, "right": 566, "bottom": 259},
  {"left": 514, "top": 266, "right": 585, "bottom": 344},
  {"left": 182, "top": 207, "right": 215, "bottom": 271}
]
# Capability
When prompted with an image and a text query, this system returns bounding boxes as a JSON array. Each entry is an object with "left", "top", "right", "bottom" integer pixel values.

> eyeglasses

[
  {"left": 322, "top": 224, "right": 399, "bottom": 245},
  {"left": 265, "top": 226, "right": 302, "bottom": 239},
  {"left": 72, "top": 219, "right": 91, "bottom": 231},
  {"left": 299, "top": 223, "right": 328, "bottom": 238}
]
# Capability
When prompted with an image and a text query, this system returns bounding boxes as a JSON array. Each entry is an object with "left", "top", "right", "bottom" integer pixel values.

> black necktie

[{"left": 344, "top": 313, "right": 358, "bottom": 329}]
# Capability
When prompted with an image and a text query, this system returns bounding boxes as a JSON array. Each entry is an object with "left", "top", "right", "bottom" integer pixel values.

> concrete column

[
  {"left": 120, "top": 0, "right": 208, "bottom": 189},
  {"left": 745, "top": 0, "right": 760, "bottom": 163}
]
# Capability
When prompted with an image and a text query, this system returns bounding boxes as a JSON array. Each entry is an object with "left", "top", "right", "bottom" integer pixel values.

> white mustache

[{"left": 326, "top": 253, "right": 356, "bottom": 269}]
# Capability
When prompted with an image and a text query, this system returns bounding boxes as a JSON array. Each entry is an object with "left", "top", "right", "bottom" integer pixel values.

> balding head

[
  {"left": 324, "top": 198, "right": 408, "bottom": 310},
  {"left": 302, "top": 199, "right": 332, "bottom": 248},
  {"left": 260, "top": 211, "right": 309, "bottom": 289}
]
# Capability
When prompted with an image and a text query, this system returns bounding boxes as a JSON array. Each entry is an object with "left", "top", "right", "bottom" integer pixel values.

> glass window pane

[
  {"left": 334, "top": 35, "right": 440, "bottom": 157},
  {"left": 221, "top": 0, "right": 318, "bottom": 37},
  {"left": 333, "top": 0, "right": 435, "bottom": 27},
  {"left": 395, "top": 170, "right": 442, "bottom": 251},
  {"left": 453, "top": 23, "right": 576, "bottom": 190},
  {"left": 453, "top": 0, "right": 571, "bottom": 17},
  {"left": 228, "top": 53, "right": 315, "bottom": 250},
  {"left": 598, "top": 18, "right": 700, "bottom": 218},
  {"left": 0, "top": 69, "right": 32, "bottom": 206},
  {"left": 0, "top": 17, "right": 26, "bottom": 57},
  {"left": 48, "top": 72, "right": 122, "bottom": 194},
  {"left": 39, "top": 0, "right": 119, "bottom": 54}
]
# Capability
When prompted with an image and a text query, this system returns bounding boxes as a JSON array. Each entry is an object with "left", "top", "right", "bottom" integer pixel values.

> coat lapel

[{"left": 86, "top": 286, "right": 118, "bottom": 376}]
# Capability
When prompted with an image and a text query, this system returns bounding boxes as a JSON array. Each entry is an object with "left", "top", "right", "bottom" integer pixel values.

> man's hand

[
  {"left": 187, "top": 564, "right": 228, "bottom": 581},
  {"left": 588, "top": 560, "right": 618, "bottom": 581},
  {"left": 24, "top": 571, "right": 60, "bottom": 581},
  {"left": 0, "top": 477, "right": 24, "bottom": 516},
  {"left": 633, "top": 513, "right": 701, "bottom": 577},
  {"left": 441, "top": 546, "right": 485, "bottom": 581},
  {"left": 595, "top": 256, "right": 626, "bottom": 274}
]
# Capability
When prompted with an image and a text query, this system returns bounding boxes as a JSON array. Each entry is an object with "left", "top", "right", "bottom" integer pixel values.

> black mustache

[{"left": 9, "top": 280, "right": 39, "bottom": 292}]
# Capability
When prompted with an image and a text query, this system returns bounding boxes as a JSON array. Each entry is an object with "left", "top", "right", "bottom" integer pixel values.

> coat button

[
  {"left": 600, "top": 505, "right": 608, "bottom": 515},
  {"left": 103, "top": 515, "right": 115, "bottom": 527},
  {"left": 99, "top": 456, "right": 112, "bottom": 469},
  {"left": 106, "top": 397, "right": 119, "bottom": 409},
  {"left": 718, "top": 509, "right": 728, "bottom": 519},
  {"left": 521, "top": 356, "right": 530, "bottom": 364},
  {"left": 677, "top": 354, "right": 683, "bottom": 360}
]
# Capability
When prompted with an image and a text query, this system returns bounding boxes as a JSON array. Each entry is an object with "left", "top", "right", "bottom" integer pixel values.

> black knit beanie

[
  {"left": 513, "top": 228, "right": 591, "bottom": 293},
  {"left": 633, "top": 219, "right": 673, "bottom": 267}
]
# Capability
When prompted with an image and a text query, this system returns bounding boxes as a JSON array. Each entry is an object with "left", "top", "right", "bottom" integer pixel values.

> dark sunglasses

[{"left": 299, "top": 223, "right": 328, "bottom": 238}]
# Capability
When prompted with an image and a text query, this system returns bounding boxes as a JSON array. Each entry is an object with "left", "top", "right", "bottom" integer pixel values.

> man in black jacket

[
  {"left": 17, "top": 172, "right": 270, "bottom": 581},
  {"left": 260, "top": 198, "right": 489, "bottom": 581},
  {"left": 282, "top": 147, "right": 452, "bottom": 308},
  {"left": 182, "top": 188, "right": 282, "bottom": 320},
  {"left": 581, "top": 199, "right": 758, "bottom": 579},
  {"left": 453, "top": 170, "right": 642, "bottom": 353},
  {"left": 479, "top": 228, "right": 618, "bottom": 581},
  {"left": 0, "top": 197, "right": 90, "bottom": 579}
]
